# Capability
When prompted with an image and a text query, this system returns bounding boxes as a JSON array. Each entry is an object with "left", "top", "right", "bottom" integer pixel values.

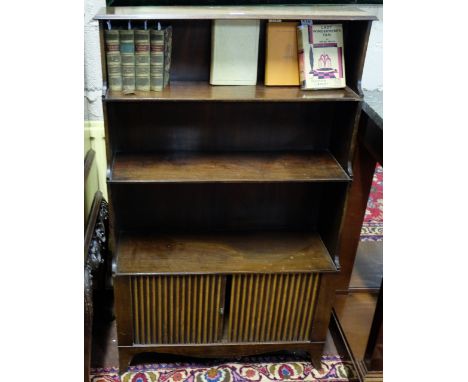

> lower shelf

[{"left": 116, "top": 231, "right": 337, "bottom": 275}]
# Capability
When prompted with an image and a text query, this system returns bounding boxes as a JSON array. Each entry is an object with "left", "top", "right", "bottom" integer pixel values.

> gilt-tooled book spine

[
  {"left": 135, "top": 29, "right": 151, "bottom": 91},
  {"left": 150, "top": 27, "right": 172, "bottom": 91},
  {"left": 150, "top": 29, "right": 164, "bottom": 91},
  {"left": 163, "top": 26, "right": 172, "bottom": 89},
  {"left": 297, "top": 23, "right": 346, "bottom": 90},
  {"left": 104, "top": 30, "right": 122, "bottom": 91},
  {"left": 119, "top": 29, "right": 136, "bottom": 93}
]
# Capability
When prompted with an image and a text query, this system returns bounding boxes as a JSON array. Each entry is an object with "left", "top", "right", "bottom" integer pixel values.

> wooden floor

[
  {"left": 335, "top": 240, "right": 382, "bottom": 360},
  {"left": 334, "top": 293, "right": 378, "bottom": 360},
  {"left": 349, "top": 241, "right": 383, "bottom": 291}
]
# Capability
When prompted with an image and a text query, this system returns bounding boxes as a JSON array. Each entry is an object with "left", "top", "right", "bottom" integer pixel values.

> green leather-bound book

[
  {"left": 104, "top": 29, "right": 122, "bottom": 91},
  {"left": 135, "top": 29, "right": 151, "bottom": 91},
  {"left": 150, "top": 26, "right": 172, "bottom": 91},
  {"left": 119, "top": 29, "right": 135, "bottom": 93}
]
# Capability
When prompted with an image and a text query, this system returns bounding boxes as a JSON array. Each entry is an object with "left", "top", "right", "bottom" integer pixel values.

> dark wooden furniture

[
  {"left": 335, "top": 91, "right": 383, "bottom": 293},
  {"left": 356, "top": 282, "right": 383, "bottom": 381},
  {"left": 85, "top": 149, "right": 110, "bottom": 382},
  {"left": 333, "top": 91, "right": 383, "bottom": 382},
  {"left": 95, "top": 5, "right": 375, "bottom": 373}
]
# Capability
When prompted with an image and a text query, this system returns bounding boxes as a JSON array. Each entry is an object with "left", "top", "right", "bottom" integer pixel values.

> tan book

[{"left": 265, "top": 22, "right": 300, "bottom": 86}]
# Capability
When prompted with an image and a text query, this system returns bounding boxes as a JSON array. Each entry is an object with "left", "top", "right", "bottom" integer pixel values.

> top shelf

[{"left": 95, "top": 5, "right": 377, "bottom": 21}]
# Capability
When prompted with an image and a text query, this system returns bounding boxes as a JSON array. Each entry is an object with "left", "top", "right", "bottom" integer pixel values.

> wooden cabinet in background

[{"left": 95, "top": 5, "right": 375, "bottom": 373}]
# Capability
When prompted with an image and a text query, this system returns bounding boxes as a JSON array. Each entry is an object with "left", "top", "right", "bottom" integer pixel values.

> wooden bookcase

[{"left": 95, "top": 5, "right": 375, "bottom": 373}]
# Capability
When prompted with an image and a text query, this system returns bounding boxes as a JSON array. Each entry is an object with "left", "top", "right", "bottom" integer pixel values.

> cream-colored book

[{"left": 210, "top": 20, "right": 260, "bottom": 85}]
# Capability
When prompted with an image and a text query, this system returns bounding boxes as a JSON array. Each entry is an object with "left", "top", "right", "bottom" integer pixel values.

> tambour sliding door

[
  {"left": 228, "top": 273, "right": 321, "bottom": 342},
  {"left": 131, "top": 275, "right": 226, "bottom": 344}
]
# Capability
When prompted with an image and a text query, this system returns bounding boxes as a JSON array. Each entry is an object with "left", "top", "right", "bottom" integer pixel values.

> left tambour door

[{"left": 130, "top": 275, "right": 226, "bottom": 344}]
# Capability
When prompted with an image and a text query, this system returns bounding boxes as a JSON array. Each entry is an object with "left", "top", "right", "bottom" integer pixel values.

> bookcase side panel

[
  {"left": 328, "top": 102, "right": 361, "bottom": 175},
  {"left": 114, "top": 275, "right": 134, "bottom": 346},
  {"left": 343, "top": 20, "right": 372, "bottom": 96}
]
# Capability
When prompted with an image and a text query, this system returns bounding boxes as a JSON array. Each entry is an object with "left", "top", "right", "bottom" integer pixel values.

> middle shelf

[
  {"left": 110, "top": 151, "right": 350, "bottom": 183},
  {"left": 116, "top": 231, "right": 337, "bottom": 275}
]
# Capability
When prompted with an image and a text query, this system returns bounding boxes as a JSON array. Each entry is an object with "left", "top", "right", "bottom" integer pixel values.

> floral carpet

[
  {"left": 360, "top": 164, "right": 383, "bottom": 241},
  {"left": 90, "top": 356, "right": 358, "bottom": 382}
]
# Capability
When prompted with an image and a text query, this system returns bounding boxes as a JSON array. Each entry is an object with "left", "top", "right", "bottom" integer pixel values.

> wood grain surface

[
  {"left": 111, "top": 152, "right": 350, "bottom": 183},
  {"left": 106, "top": 82, "right": 361, "bottom": 102},
  {"left": 116, "top": 232, "right": 337, "bottom": 274}
]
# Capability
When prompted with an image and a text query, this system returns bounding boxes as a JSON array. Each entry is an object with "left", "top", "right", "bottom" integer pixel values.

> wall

[
  {"left": 360, "top": 5, "right": 383, "bottom": 91},
  {"left": 84, "top": 2, "right": 383, "bottom": 195}
]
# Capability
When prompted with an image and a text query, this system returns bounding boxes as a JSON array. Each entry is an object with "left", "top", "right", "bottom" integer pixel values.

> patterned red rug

[
  {"left": 360, "top": 164, "right": 383, "bottom": 241},
  {"left": 90, "top": 356, "right": 358, "bottom": 382}
]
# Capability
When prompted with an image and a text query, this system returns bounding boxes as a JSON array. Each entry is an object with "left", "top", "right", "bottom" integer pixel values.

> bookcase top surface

[{"left": 95, "top": 5, "right": 376, "bottom": 21}]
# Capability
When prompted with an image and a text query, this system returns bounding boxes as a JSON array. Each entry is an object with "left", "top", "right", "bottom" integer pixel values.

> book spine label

[
  {"left": 119, "top": 30, "right": 135, "bottom": 92},
  {"left": 135, "top": 29, "right": 150, "bottom": 91},
  {"left": 104, "top": 30, "right": 122, "bottom": 91},
  {"left": 150, "top": 29, "right": 165, "bottom": 91}
]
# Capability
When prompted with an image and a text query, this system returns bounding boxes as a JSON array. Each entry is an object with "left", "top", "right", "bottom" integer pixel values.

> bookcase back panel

[
  {"left": 111, "top": 182, "right": 322, "bottom": 232},
  {"left": 137, "top": 19, "right": 370, "bottom": 90},
  {"left": 131, "top": 275, "right": 225, "bottom": 344},
  {"left": 227, "top": 273, "right": 320, "bottom": 342},
  {"left": 108, "top": 102, "right": 337, "bottom": 153}
]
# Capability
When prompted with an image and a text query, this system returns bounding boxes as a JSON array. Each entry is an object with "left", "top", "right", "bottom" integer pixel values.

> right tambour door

[{"left": 227, "top": 273, "right": 321, "bottom": 342}]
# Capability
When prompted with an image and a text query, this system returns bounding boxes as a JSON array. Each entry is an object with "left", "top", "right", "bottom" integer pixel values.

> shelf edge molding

[
  {"left": 105, "top": 83, "right": 362, "bottom": 102},
  {"left": 95, "top": 5, "right": 377, "bottom": 21}
]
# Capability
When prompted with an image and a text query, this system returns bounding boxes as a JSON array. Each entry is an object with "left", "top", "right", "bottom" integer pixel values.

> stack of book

[{"left": 104, "top": 24, "right": 172, "bottom": 92}]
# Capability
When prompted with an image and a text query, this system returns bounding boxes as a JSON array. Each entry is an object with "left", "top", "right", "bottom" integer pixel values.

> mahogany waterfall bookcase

[{"left": 95, "top": 5, "right": 375, "bottom": 373}]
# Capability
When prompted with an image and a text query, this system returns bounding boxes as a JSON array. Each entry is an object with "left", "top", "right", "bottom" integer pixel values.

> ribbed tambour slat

[
  {"left": 228, "top": 274, "right": 320, "bottom": 342},
  {"left": 131, "top": 275, "right": 225, "bottom": 344}
]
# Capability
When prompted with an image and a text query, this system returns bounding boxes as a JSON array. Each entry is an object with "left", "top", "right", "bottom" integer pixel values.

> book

[
  {"left": 163, "top": 27, "right": 172, "bottom": 89},
  {"left": 104, "top": 29, "right": 122, "bottom": 91},
  {"left": 297, "top": 23, "right": 346, "bottom": 90},
  {"left": 135, "top": 29, "right": 151, "bottom": 91},
  {"left": 150, "top": 26, "right": 172, "bottom": 91},
  {"left": 210, "top": 20, "right": 260, "bottom": 86},
  {"left": 119, "top": 29, "right": 136, "bottom": 93},
  {"left": 265, "top": 21, "right": 300, "bottom": 86}
]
